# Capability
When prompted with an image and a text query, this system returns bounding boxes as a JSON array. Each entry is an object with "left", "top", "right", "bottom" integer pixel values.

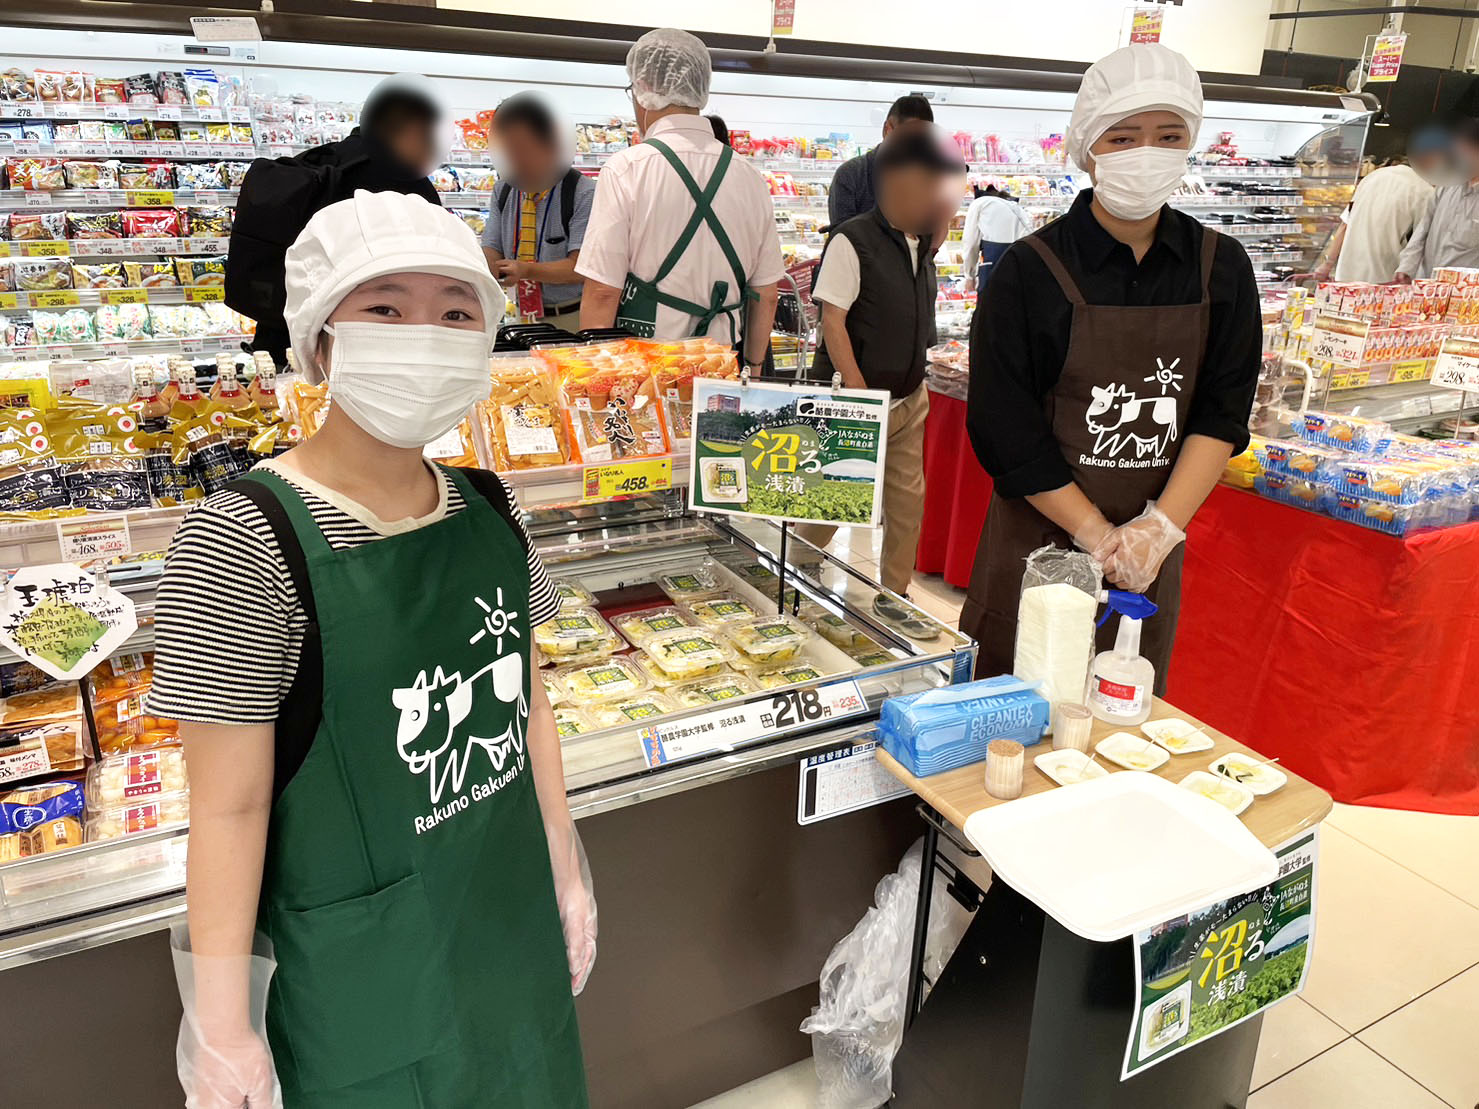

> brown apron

[{"left": 960, "top": 229, "right": 1219, "bottom": 691}]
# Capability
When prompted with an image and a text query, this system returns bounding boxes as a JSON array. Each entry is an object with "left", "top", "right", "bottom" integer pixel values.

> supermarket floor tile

[
  {"left": 1326, "top": 801, "right": 1479, "bottom": 910},
  {"left": 1357, "top": 963, "right": 1479, "bottom": 1108},
  {"left": 1249, "top": 997, "right": 1348, "bottom": 1091},
  {"left": 1246, "top": 1038, "right": 1448, "bottom": 1109},
  {"left": 906, "top": 571, "right": 967, "bottom": 625},
  {"left": 1299, "top": 826, "right": 1479, "bottom": 1033},
  {"left": 688, "top": 1059, "right": 815, "bottom": 1108}
]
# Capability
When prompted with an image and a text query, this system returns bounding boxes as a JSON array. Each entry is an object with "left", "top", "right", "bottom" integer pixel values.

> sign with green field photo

[
  {"left": 1122, "top": 828, "right": 1319, "bottom": 1080},
  {"left": 687, "top": 379, "right": 889, "bottom": 526}
]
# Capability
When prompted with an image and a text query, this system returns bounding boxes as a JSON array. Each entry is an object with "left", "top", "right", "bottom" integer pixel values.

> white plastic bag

[
  {"left": 171, "top": 923, "right": 283, "bottom": 1109},
  {"left": 800, "top": 840, "right": 972, "bottom": 1109}
]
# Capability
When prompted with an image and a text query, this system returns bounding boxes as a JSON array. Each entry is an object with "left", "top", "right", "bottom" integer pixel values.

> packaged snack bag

[
  {"left": 0, "top": 778, "right": 86, "bottom": 859},
  {"left": 122, "top": 207, "right": 184, "bottom": 239},
  {"left": 62, "top": 160, "right": 120, "bottom": 189},
  {"left": 67, "top": 210, "right": 126, "bottom": 239},
  {"left": 117, "top": 161, "right": 175, "bottom": 190},
  {"left": 545, "top": 345, "right": 670, "bottom": 462},
  {"left": 7, "top": 157, "right": 67, "bottom": 190},
  {"left": 476, "top": 355, "right": 571, "bottom": 470},
  {"left": 71, "top": 263, "right": 127, "bottom": 290},
  {"left": 8, "top": 212, "right": 68, "bottom": 241},
  {"left": 123, "top": 261, "right": 180, "bottom": 289}
]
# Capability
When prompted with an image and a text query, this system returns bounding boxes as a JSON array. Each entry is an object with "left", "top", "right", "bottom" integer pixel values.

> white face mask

[
  {"left": 323, "top": 321, "right": 491, "bottom": 449},
  {"left": 1091, "top": 145, "right": 1188, "bottom": 221}
]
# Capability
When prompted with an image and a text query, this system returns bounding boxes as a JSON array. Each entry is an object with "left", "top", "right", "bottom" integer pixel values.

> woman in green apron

[
  {"left": 960, "top": 45, "right": 1263, "bottom": 689},
  {"left": 149, "top": 190, "right": 594, "bottom": 1107}
]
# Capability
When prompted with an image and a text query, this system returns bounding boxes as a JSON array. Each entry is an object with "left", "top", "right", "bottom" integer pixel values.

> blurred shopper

[
  {"left": 579, "top": 28, "right": 782, "bottom": 365},
  {"left": 799, "top": 129, "right": 966, "bottom": 610},
  {"left": 482, "top": 92, "right": 596, "bottom": 332},
  {"left": 1317, "top": 131, "right": 1453, "bottom": 283},
  {"left": 706, "top": 113, "right": 731, "bottom": 145},
  {"left": 228, "top": 74, "right": 444, "bottom": 362},
  {"left": 1396, "top": 122, "right": 1479, "bottom": 280},
  {"left": 829, "top": 95, "right": 935, "bottom": 227},
  {"left": 154, "top": 192, "right": 595, "bottom": 1109},
  {"left": 961, "top": 44, "right": 1261, "bottom": 686},
  {"left": 963, "top": 184, "right": 1033, "bottom": 292}
]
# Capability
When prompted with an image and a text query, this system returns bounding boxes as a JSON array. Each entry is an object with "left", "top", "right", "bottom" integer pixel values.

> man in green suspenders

[{"left": 578, "top": 29, "right": 785, "bottom": 369}]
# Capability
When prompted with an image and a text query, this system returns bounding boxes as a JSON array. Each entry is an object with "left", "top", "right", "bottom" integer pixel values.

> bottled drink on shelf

[
  {"left": 129, "top": 363, "right": 169, "bottom": 433},
  {"left": 213, "top": 353, "right": 253, "bottom": 413},
  {"left": 249, "top": 350, "right": 280, "bottom": 417}
]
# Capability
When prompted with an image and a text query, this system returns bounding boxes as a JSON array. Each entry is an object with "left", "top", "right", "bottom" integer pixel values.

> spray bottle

[{"left": 1087, "top": 590, "right": 1158, "bottom": 726}]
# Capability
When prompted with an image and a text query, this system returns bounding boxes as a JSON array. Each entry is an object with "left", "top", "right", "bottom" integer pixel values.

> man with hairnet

[
  {"left": 960, "top": 43, "right": 1261, "bottom": 690},
  {"left": 227, "top": 74, "right": 444, "bottom": 363},
  {"left": 578, "top": 28, "right": 783, "bottom": 365}
]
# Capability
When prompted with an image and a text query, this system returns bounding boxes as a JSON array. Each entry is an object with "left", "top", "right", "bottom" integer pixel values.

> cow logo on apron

[
  {"left": 1082, "top": 356, "right": 1186, "bottom": 467},
  {"left": 392, "top": 592, "right": 528, "bottom": 820}
]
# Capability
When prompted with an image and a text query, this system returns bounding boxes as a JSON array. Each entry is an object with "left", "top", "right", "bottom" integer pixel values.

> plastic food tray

[{"left": 962, "top": 773, "right": 1278, "bottom": 941}]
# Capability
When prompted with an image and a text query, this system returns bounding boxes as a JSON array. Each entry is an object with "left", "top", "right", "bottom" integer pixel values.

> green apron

[
  {"left": 615, "top": 138, "right": 757, "bottom": 343},
  {"left": 241, "top": 466, "right": 587, "bottom": 1109}
]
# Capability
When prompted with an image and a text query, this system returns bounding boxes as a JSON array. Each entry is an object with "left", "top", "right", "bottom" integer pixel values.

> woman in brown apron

[{"left": 960, "top": 44, "right": 1264, "bottom": 689}]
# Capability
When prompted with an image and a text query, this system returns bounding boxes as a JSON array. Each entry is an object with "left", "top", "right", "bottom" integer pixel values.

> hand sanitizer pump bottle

[{"left": 1087, "top": 592, "right": 1158, "bottom": 726}]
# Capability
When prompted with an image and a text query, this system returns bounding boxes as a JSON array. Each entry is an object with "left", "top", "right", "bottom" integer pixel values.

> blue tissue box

[{"left": 878, "top": 675, "right": 1050, "bottom": 778}]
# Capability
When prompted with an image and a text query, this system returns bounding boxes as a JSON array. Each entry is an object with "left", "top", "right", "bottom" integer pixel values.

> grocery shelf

[
  {"left": 1245, "top": 250, "right": 1304, "bottom": 264},
  {"left": 13, "top": 140, "right": 254, "bottom": 162},
  {"left": 0, "top": 100, "right": 252, "bottom": 124},
  {"left": 1190, "top": 164, "right": 1299, "bottom": 179},
  {"left": 0, "top": 504, "right": 186, "bottom": 567},
  {"left": 0, "top": 333, "right": 246, "bottom": 361},
  {"left": 504, "top": 450, "right": 692, "bottom": 507},
  {"left": 967, "top": 162, "right": 1079, "bottom": 175},
  {"left": 0, "top": 286, "right": 226, "bottom": 311},
  {"left": 438, "top": 190, "right": 494, "bottom": 208},
  {"left": 1202, "top": 221, "right": 1300, "bottom": 236},
  {"left": 1172, "top": 195, "right": 1302, "bottom": 209},
  {"left": 4, "top": 236, "right": 230, "bottom": 258},
  {"left": 0, "top": 187, "right": 238, "bottom": 210}
]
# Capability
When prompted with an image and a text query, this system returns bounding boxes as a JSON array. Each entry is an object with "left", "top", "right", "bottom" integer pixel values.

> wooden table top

[{"left": 876, "top": 697, "right": 1331, "bottom": 850}]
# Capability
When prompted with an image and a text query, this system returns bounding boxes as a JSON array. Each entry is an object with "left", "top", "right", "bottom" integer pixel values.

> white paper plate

[
  {"left": 1095, "top": 731, "right": 1171, "bottom": 773},
  {"left": 1034, "top": 749, "right": 1109, "bottom": 787},
  {"left": 1208, "top": 752, "right": 1288, "bottom": 796},
  {"left": 962, "top": 773, "right": 1278, "bottom": 941},
  {"left": 1141, "top": 717, "right": 1215, "bottom": 754},
  {"left": 1179, "top": 770, "right": 1255, "bottom": 816}
]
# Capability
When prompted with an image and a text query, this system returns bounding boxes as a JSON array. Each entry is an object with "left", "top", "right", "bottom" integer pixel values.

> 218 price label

[{"left": 769, "top": 687, "right": 828, "bottom": 729}]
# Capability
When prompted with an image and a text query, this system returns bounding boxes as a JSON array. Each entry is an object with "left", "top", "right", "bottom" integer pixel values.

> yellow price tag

[
  {"left": 1346, "top": 370, "right": 1371, "bottom": 388},
  {"left": 101, "top": 288, "right": 149, "bottom": 305},
  {"left": 0, "top": 292, "right": 16, "bottom": 311},
  {"left": 184, "top": 286, "right": 225, "bottom": 303},
  {"left": 1329, "top": 373, "right": 1350, "bottom": 390},
  {"left": 126, "top": 189, "right": 175, "bottom": 206},
  {"left": 0, "top": 243, "right": 11, "bottom": 258},
  {"left": 581, "top": 456, "right": 672, "bottom": 502},
  {"left": 30, "top": 290, "right": 81, "bottom": 309},
  {"left": 21, "top": 240, "right": 69, "bottom": 257},
  {"left": 1392, "top": 360, "right": 1428, "bottom": 383}
]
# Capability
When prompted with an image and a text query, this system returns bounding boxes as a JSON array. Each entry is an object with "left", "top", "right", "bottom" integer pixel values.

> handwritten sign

[
  {"left": 1432, "top": 335, "right": 1479, "bottom": 392},
  {"left": 0, "top": 564, "right": 137, "bottom": 680}
]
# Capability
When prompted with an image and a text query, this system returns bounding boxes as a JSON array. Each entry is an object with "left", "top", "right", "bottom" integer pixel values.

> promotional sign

[
  {"left": 1367, "top": 33, "right": 1407, "bottom": 83},
  {"left": 1432, "top": 334, "right": 1479, "bottom": 392},
  {"left": 688, "top": 378, "right": 889, "bottom": 527},
  {"left": 582, "top": 456, "right": 672, "bottom": 502},
  {"left": 0, "top": 564, "right": 138, "bottom": 680},
  {"left": 1129, "top": 6, "right": 1165, "bottom": 44},
  {"left": 772, "top": 0, "right": 796, "bottom": 36},
  {"left": 1122, "top": 828, "right": 1318, "bottom": 1080},
  {"left": 1310, "top": 314, "right": 1370, "bottom": 368}
]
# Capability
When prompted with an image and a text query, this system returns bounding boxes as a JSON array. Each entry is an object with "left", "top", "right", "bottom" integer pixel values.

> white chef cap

[
  {"left": 283, "top": 190, "right": 505, "bottom": 370},
  {"left": 626, "top": 28, "right": 711, "bottom": 111},
  {"left": 1065, "top": 44, "right": 1204, "bottom": 171}
]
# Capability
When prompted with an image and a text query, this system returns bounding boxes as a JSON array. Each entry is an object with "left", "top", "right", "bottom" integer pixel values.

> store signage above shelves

[{"left": 1367, "top": 33, "right": 1407, "bottom": 83}]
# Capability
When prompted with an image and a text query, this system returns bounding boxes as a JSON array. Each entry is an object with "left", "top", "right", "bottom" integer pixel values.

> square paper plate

[
  {"left": 1141, "top": 717, "right": 1215, "bottom": 754},
  {"left": 1208, "top": 752, "right": 1288, "bottom": 796},
  {"left": 962, "top": 773, "right": 1278, "bottom": 941},
  {"left": 1034, "top": 748, "right": 1109, "bottom": 787},
  {"left": 1096, "top": 731, "right": 1171, "bottom": 772}
]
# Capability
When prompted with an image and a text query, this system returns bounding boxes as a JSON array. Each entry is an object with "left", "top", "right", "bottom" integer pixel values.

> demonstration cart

[{"left": 880, "top": 697, "right": 1331, "bottom": 1108}]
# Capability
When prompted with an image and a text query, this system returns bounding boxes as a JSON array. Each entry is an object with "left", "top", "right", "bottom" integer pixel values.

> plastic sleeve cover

[{"left": 546, "top": 821, "right": 598, "bottom": 995}]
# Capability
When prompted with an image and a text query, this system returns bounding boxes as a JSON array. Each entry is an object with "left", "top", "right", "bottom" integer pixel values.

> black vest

[{"left": 813, "top": 208, "right": 937, "bottom": 398}]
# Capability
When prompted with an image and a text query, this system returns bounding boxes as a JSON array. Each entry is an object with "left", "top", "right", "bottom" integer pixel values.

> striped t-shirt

[{"left": 147, "top": 461, "right": 560, "bottom": 725}]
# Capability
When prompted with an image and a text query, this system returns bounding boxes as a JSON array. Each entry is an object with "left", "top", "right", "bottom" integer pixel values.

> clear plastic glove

[
  {"left": 547, "top": 821, "right": 598, "bottom": 995},
  {"left": 171, "top": 924, "right": 283, "bottom": 1109},
  {"left": 1104, "top": 501, "right": 1186, "bottom": 594}
]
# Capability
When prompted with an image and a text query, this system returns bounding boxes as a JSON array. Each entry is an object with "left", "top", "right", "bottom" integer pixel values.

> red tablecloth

[
  {"left": 916, "top": 388, "right": 993, "bottom": 588},
  {"left": 1169, "top": 485, "right": 1479, "bottom": 816}
]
